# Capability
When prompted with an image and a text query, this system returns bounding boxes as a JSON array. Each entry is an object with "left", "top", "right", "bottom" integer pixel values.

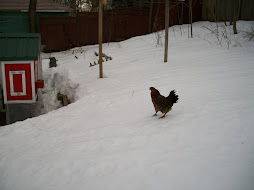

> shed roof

[
  {"left": 0, "top": 33, "right": 41, "bottom": 61},
  {"left": 0, "top": 0, "right": 73, "bottom": 12}
]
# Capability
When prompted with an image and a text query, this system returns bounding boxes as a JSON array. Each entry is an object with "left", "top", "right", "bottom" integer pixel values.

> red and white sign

[{"left": 1, "top": 61, "right": 36, "bottom": 104}]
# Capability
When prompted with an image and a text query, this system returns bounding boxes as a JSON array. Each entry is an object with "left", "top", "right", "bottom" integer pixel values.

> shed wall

[
  {"left": 0, "top": 12, "right": 29, "bottom": 33},
  {"left": 0, "top": 12, "right": 70, "bottom": 33}
]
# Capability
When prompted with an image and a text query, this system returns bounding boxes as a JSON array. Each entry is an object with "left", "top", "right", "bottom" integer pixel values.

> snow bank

[{"left": 40, "top": 59, "right": 79, "bottom": 113}]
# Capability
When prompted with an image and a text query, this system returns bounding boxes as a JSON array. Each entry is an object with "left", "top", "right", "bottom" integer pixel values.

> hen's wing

[{"left": 153, "top": 95, "right": 168, "bottom": 112}]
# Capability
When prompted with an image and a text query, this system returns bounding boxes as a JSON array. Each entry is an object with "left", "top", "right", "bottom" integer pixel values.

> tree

[
  {"left": 52, "top": 0, "right": 80, "bottom": 11},
  {"left": 90, "top": 0, "right": 150, "bottom": 11},
  {"left": 52, "top": 0, "right": 151, "bottom": 12},
  {"left": 232, "top": 0, "right": 242, "bottom": 34},
  {"left": 152, "top": 0, "right": 160, "bottom": 32},
  {"left": 148, "top": 0, "right": 154, "bottom": 33},
  {"left": 29, "top": 0, "right": 37, "bottom": 33},
  {"left": 189, "top": 0, "right": 193, "bottom": 38},
  {"left": 178, "top": 1, "right": 184, "bottom": 25}
]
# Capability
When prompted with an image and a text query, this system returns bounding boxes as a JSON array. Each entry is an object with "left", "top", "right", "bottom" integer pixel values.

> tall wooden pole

[
  {"left": 99, "top": 0, "right": 103, "bottom": 78},
  {"left": 164, "top": 0, "right": 169, "bottom": 63},
  {"left": 190, "top": 0, "right": 193, "bottom": 38}
]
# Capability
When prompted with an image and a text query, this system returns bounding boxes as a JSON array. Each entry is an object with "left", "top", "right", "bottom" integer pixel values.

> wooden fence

[
  {"left": 39, "top": 1, "right": 202, "bottom": 52},
  {"left": 39, "top": 9, "right": 150, "bottom": 52},
  {"left": 202, "top": 0, "right": 254, "bottom": 21}
]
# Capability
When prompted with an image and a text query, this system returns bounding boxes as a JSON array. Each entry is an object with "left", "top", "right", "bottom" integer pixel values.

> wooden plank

[{"left": 62, "top": 95, "right": 69, "bottom": 106}]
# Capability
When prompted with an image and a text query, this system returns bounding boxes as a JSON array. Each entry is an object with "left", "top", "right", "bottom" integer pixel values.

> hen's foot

[{"left": 159, "top": 115, "right": 165, "bottom": 119}]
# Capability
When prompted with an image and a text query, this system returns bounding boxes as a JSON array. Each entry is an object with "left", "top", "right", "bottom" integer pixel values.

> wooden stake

[
  {"left": 99, "top": 0, "right": 103, "bottom": 78},
  {"left": 190, "top": 0, "right": 193, "bottom": 38},
  {"left": 62, "top": 95, "right": 69, "bottom": 106},
  {"left": 164, "top": 0, "right": 169, "bottom": 63}
]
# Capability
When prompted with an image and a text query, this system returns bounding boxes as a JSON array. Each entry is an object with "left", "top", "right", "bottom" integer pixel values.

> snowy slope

[{"left": 0, "top": 21, "right": 254, "bottom": 190}]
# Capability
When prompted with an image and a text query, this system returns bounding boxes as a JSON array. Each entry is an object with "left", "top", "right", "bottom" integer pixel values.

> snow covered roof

[{"left": 0, "top": 0, "right": 73, "bottom": 12}]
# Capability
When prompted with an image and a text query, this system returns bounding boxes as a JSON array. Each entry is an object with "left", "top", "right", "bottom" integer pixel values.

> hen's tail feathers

[{"left": 169, "top": 90, "right": 179, "bottom": 104}]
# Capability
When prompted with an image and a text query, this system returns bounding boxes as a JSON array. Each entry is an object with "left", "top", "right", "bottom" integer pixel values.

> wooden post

[
  {"left": 99, "top": 0, "right": 103, "bottom": 78},
  {"left": 164, "top": 0, "right": 169, "bottom": 63},
  {"left": 190, "top": 0, "right": 193, "bottom": 38}
]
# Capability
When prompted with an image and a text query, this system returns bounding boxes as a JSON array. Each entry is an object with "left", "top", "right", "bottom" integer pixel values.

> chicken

[{"left": 150, "top": 87, "right": 179, "bottom": 118}]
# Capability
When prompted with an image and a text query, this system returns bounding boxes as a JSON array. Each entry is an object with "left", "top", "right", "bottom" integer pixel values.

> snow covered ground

[{"left": 1, "top": 21, "right": 254, "bottom": 190}]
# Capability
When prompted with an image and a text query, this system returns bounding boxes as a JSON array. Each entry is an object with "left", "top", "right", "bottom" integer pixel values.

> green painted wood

[
  {"left": 0, "top": 12, "right": 29, "bottom": 33},
  {"left": 0, "top": 33, "right": 40, "bottom": 61},
  {"left": 0, "top": 11, "right": 70, "bottom": 33}
]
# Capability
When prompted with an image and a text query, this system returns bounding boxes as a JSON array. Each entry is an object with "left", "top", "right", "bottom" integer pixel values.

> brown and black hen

[{"left": 150, "top": 87, "right": 179, "bottom": 118}]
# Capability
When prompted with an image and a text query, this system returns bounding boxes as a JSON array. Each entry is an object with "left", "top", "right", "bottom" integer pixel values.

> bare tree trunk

[
  {"left": 212, "top": 0, "right": 217, "bottom": 22},
  {"left": 189, "top": 0, "right": 193, "bottom": 38},
  {"left": 237, "top": 0, "right": 242, "bottom": 19},
  {"left": 232, "top": 0, "right": 236, "bottom": 33},
  {"left": 148, "top": 0, "right": 154, "bottom": 33},
  {"left": 152, "top": 0, "right": 160, "bottom": 32},
  {"left": 29, "top": 0, "right": 37, "bottom": 33},
  {"left": 229, "top": 1, "right": 233, "bottom": 26},
  {"left": 233, "top": 18, "right": 237, "bottom": 34},
  {"left": 179, "top": 2, "right": 184, "bottom": 25},
  {"left": 233, "top": 0, "right": 241, "bottom": 34}
]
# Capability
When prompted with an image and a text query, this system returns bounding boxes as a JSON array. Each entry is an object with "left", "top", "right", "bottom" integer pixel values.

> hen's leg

[
  {"left": 152, "top": 106, "right": 158, "bottom": 116},
  {"left": 152, "top": 110, "right": 158, "bottom": 116},
  {"left": 159, "top": 113, "right": 166, "bottom": 119}
]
